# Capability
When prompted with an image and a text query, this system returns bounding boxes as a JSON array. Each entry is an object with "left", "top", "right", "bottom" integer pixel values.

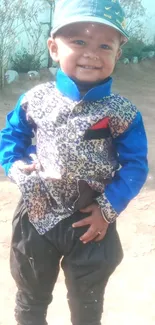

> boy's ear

[
  {"left": 47, "top": 37, "right": 59, "bottom": 62},
  {"left": 115, "top": 48, "right": 122, "bottom": 62}
]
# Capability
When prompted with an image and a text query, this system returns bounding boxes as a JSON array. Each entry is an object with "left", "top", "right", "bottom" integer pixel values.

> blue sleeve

[
  {"left": 0, "top": 95, "right": 34, "bottom": 175},
  {"left": 104, "top": 112, "right": 149, "bottom": 214}
]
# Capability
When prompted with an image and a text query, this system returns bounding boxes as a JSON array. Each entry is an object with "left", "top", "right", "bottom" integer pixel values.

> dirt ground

[{"left": 0, "top": 61, "right": 155, "bottom": 325}]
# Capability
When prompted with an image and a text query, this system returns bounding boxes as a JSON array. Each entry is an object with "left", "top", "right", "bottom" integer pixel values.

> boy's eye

[
  {"left": 100, "top": 44, "right": 111, "bottom": 50},
  {"left": 72, "top": 40, "right": 86, "bottom": 45}
]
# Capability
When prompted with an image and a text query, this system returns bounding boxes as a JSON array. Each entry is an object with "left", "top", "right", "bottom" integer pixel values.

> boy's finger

[
  {"left": 24, "top": 164, "right": 35, "bottom": 169},
  {"left": 72, "top": 217, "right": 91, "bottom": 228},
  {"left": 95, "top": 229, "right": 107, "bottom": 242},
  {"left": 80, "top": 205, "right": 93, "bottom": 213},
  {"left": 80, "top": 226, "right": 98, "bottom": 243},
  {"left": 22, "top": 163, "right": 36, "bottom": 171}
]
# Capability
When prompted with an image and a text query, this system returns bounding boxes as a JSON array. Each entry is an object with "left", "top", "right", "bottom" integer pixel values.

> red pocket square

[{"left": 90, "top": 117, "right": 109, "bottom": 130}]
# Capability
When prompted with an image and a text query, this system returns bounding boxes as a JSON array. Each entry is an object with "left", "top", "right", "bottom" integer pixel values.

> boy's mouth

[{"left": 78, "top": 65, "right": 101, "bottom": 70}]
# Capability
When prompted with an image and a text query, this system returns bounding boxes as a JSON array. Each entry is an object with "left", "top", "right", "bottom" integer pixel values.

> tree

[
  {"left": 120, "top": 0, "right": 146, "bottom": 39},
  {"left": 44, "top": 0, "right": 55, "bottom": 67},
  {"left": 0, "top": 0, "right": 46, "bottom": 88},
  {"left": 45, "top": 0, "right": 55, "bottom": 10}
]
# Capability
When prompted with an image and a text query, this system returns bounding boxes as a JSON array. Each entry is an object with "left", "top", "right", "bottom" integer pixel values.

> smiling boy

[
  {"left": 0, "top": 1, "right": 148, "bottom": 325},
  {"left": 49, "top": 23, "right": 122, "bottom": 83}
]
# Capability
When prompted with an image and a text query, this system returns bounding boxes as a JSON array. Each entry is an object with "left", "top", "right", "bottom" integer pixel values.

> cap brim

[{"left": 51, "top": 16, "right": 129, "bottom": 44}]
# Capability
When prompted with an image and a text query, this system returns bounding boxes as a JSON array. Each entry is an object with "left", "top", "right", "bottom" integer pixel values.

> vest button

[
  {"left": 68, "top": 207, "right": 73, "bottom": 212},
  {"left": 68, "top": 173, "right": 74, "bottom": 180},
  {"left": 68, "top": 133, "right": 75, "bottom": 140},
  {"left": 99, "top": 145, "right": 103, "bottom": 152}
]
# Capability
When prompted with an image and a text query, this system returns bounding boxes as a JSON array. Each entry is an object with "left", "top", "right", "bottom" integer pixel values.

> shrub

[
  {"left": 11, "top": 49, "right": 41, "bottom": 73},
  {"left": 0, "top": 0, "right": 46, "bottom": 88},
  {"left": 142, "top": 44, "right": 155, "bottom": 52},
  {"left": 122, "top": 38, "right": 145, "bottom": 60}
]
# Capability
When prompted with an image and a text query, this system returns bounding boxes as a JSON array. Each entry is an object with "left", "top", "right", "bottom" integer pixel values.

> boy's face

[{"left": 48, "top": 22, "right": 122, "bottom": 83}]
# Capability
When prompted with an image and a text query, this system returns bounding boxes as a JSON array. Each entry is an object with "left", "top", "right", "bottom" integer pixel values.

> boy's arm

[
  {"left": 96, "top": 111, "right": 149, "bottom": 223},
  {"left": 0, "top": 95, "right": 35, "bottom": 175}
]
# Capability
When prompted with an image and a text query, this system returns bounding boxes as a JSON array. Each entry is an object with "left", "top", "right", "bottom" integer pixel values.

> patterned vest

[{"left": 9, "top": 82, "right": 137, "bottom": 234}]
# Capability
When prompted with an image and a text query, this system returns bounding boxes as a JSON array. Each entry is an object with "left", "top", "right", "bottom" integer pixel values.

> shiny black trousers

[{"left": 10, "top": 198, "right": 123, "bottom": 325}]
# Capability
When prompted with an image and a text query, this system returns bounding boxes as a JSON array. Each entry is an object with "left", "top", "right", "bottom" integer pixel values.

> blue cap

[{"left": 51, "top": 0, "right": 129, "bottom": 43}]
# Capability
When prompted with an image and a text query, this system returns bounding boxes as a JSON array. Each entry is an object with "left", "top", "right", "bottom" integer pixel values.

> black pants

[{"left": 10, "top": 198, "right": 123, "bottom": 325}]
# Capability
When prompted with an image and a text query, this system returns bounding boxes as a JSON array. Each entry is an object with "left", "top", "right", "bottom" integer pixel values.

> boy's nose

[{"left": 83, "top": 50, "right": 99, "bottom": 61}]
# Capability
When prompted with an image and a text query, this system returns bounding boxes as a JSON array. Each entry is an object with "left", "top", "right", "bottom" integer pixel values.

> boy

[{"left": 0, "top": 0, "right": 148, "bottom": 325}]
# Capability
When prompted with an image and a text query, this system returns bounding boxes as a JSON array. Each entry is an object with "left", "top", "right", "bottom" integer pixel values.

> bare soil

[{"left": 0, "top": 62, "right": 155, "bottom": 325}]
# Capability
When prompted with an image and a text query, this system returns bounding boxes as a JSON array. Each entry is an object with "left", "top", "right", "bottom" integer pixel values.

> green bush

[
  {"left": 142, "top": 44, "right": 155, "bottom": 52},
  {"left": 122, "top": 38, "right": 146, "bottom": 60},
  {"left": 11, "top": 49, "right": 41, "bottom": 73}
]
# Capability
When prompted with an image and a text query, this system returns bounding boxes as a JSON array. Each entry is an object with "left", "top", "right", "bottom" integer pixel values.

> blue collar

[{"left": 56, "top": 69, "right": 112, "bottom": 101}]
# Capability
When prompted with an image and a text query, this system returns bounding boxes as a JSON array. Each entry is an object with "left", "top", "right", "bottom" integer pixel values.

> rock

[
  {"left": 5, "top": 70, "right": 19, "bottom": 84},
  {"left": 49, "top": 67, "right": 58, "bottom": 77},
  {"left": 148, "top": 51, "right": 155, "bottom": 59},
  {"left": 27, "top": 71, "right": 40, "bottom": 80},
  {"left": 131, "top": 57, "right": 139, "bottom": 64},
  {"left": 123, "top": 58, "right": 130, "bottom": 65}
]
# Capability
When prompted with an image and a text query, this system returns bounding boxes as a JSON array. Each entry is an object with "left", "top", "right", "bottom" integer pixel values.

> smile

[{"left": 78, "top": 65, "right": 101, "bottom": 70}]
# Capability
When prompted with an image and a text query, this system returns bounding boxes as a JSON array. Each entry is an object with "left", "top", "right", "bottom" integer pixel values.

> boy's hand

[
  {"left": 72, "top": 203, "right": 109, "bottom": 244},
  {"left": 18, "top": 154, "right": 40, "bottom": 174},
  {"left": 22, "top": 163, "right": 37, "bottom": 173},
  {"left": 19, "top": 162, "right": 38, "bottom": 174},
  {"left": 19, "top": 161, "right": 62, "bottom": 179}
]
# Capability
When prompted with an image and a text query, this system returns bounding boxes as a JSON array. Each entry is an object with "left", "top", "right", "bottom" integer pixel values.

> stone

[
  {"left": 131, "top": 57, "right": 139, "bottom": 64},
  {"left": 27, "top": 71, "right": 40, "bottom": 80},
  {"left": 5, "top": 70, "right": 19, "bottom": 84},
  {"left": 123, "top": 58, "right": 130, "bottom": 65}
]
